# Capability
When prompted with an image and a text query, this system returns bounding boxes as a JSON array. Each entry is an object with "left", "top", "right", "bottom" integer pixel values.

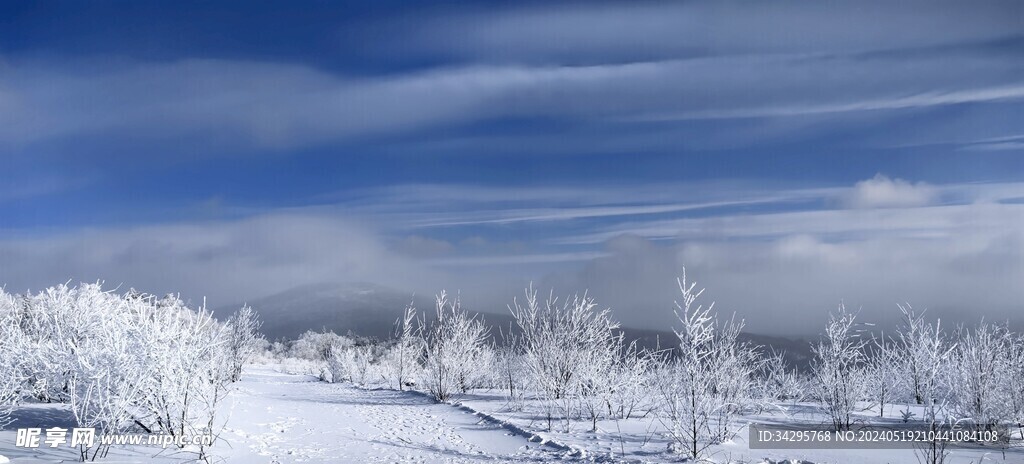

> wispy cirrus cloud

[
  {"left": 2, "top": 45, "right": 1021, "bottom": 154},
  {"left": 330, "top": 182, "right": 827, "bottom": 228},
  {"left": 334, "top": 179, "right": 1024, "bottom": 237},
  {"left": 391, "top": 1, "right": 1022, "bottom": 63}
]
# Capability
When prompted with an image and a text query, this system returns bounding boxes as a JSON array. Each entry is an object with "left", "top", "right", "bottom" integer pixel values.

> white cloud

[
  {"left": 545, "top": 227, "right": 1024, "bottom": 335},
  {"left": 844, "top": 174, "right": 939, "bottom": 209},
  {"left": 0, "top": 213, "right": 444, "bottom": 306},
  {"left": 533, "top": 180, "right": 1024, "bottom": 334},
  {"left": 1, "top": 179, "right": 1022, "bottom": 335}
]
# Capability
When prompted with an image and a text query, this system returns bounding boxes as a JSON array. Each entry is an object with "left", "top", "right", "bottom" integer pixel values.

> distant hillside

[
  {"left": 215, "top": 282, "right": 417, "bottom": 341},
  {"left": 222, "top": 282, "right": 813, "bottom": 370},
  {"left": 619, "top": 326, "right": 814, "bottom": 370}
]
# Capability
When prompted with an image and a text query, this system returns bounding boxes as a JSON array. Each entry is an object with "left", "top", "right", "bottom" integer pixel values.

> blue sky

[{"left": 1, "top": 1, "right": 1022, "bottom": 334}]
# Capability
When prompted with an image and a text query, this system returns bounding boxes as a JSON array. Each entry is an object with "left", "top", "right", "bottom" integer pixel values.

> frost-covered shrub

[
  {"left": 755, "top": 350, "right": 804, "bottom": 405},
  {"left": 607, "top": 343, "right": 656, "bottom": 420},
  {"left": 863, "top": 337, "right": 902, "bottom": 417},
  {"left": 17, "top": 283, "right": 118, "bottom": 404},
  {"left": 130, "top": 295, "right": 233, "bottom": 459},
  {"left": 811, "top": 304, "right": 866, "bottom": 431},
  {"left": 460, "top": 342, "right": 497, "bottom": 392},
  {"left": 493, "top": 341, "right": 528, "bottom": 410},
  {"left": 947, "top": 322, "right": 1014, "bottom": 427},
  {"left": 382, "top": 304, "right": 422, "bottom": 391},
  {"left": 292, "top": 331, "right": 350, "bottom": 360},
  {"left": 0, "top": 289, "right": 24, "bottom": 428},
  {"left": 0, "top": 283, "right": 241, "bottom": 461},
  {"left": 654, "top": 269, "right": 759, "bottom": 459},
  {"left": 274, "top": 356, "right": 324, "bottom": 377},
  {"left": 577, "top": 341, "right": 619, "bottom": 432},
  {"left": 293, "top": 330, "right": 355, "bottom": 381},
  {"left": 328, "top": 344, "right": 382, "bottom": 386},
  {"left": 326, "top": 348, "right": 352, "bottom": 384},
  {"left": 67, "top": 293, "right": 149, "bottom": 461},
  {"left": 888, "top": 305, "right": 956, "bottom": 464},
  {"left": 226, "top": 305, "right": 263, "bottom": 382},
  {"left": 1007, "top": 336, "right": 1024, "bottom": 438},
  {"left": 422, "top": 291, "right": 489, "bottom": 403},
  {"left": 509, "top": 285, "right": 621, "bottom": 431},
  {"left": 895, "top": 304, "right": 952, "bottom": 408},
  {"left": 579, "top": 339, "right": 654, "bottom": 432},
  {"left": 263, "top": 330, "right": 387, "bottom": 382}
]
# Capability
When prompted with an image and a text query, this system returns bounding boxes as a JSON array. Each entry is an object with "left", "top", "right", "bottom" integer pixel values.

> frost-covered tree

[
  {"left": 890, "top": 306, "right": 956, "bottom": 464},
  {"left": 509, "top": 285, "right": 621, "bottom": 432},
  {"left": 948, "top": 322, "right": 1013, "bottom": 428},
  {"left": 225, "top": 305, "right": 263, "bottom": 382},
  {"left": 864, "top": 335, "right": 902, "bottom": 417},
  {"left": 295, "top": 330, "right": 353, "bottom": 381},
  {"left": 319, "top": 335, "right": 355, "bottom": 383},
  {"left": 572, "top": 339, "right": 657, "bottom": 433},
  {"left": 18, "top": 283, "right": 117, "bottom": 404},
  {"left": 0, "top": 288, "right": 25, "bottom": 428},
  {"left": 1007, "top": 336, "right": 1024, "bottom": 440},
  {"left": 293, "top": 330, "right": 346, "bottom": 363},
  {"left": 384, "top": 303, "right": 421, "bottom": 391},
  {"left": 896, "top": 304, "right": 952, "bottom": 407},
  {"left": 1, "top": 283, "right": 236, "bottom": 462},
  {"left": 326, "top": 348, "right": 349, "bottom": 384},
  {"left": 606, "top": 341, "right": 655, "bottom": 421},
  {"left": 811, "top": 304, "right": 866, "bottom": 431},
  {"left": 493, "top": 330, "right": 527, "bottom": 410},
  {"left": 421, "top": 291, "right": 489, "bottom": 402},
  {"left": 654, "top": 269, "right": 759, "bottom": 459},
  {"left": 576, "top": 334, "right": 622, "bottom": 432},
  {"left": 131, "top": 294, "right": 233, "bottom": 460},
  {"left": 68, "top": 295, "right": 149, "bottom": 461},
  {"left": 457, "top": 342, "right": 496, "bottom": 393},
  {"left": 755, "top": 350, "right": 804, "bottom": 406},
  {"left": 329, "top": 343, "right": 380, "bottom": 386}
]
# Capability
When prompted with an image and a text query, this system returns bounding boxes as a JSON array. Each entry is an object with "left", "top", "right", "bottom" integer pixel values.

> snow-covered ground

[
  {"left": 217, "top": 369, "right": 574, "bottom": 463},
  {"left": 457, "top": 392, "right": 1024, "bottom": 464},
  {"left": 3, "top": 366, "right": 1023, "bottom": 463},
  {"left": 0, "top": 367, "right": 575, "bottom": 463}
]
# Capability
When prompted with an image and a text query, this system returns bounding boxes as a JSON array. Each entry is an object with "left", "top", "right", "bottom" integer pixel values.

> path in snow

[{"left": 220, "top": 369, "right": 573, "bottom": 463}]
